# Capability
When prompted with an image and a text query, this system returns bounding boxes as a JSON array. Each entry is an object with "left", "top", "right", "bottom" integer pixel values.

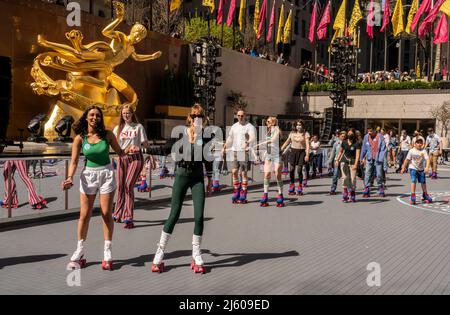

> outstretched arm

[
  {"left": 37, "top": 35, "right": 81, "bottom": 59},
  {"left": 132, "top": 51, "right": 163, "bottom": 62},
  {"left": 102, "top": 1, "right": 125, "bottom": 39}
]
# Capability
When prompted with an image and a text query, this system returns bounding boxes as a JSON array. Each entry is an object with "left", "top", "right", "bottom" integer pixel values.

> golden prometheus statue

[{"left": 30, "top": 1, "right": 162, "bottom": 137}]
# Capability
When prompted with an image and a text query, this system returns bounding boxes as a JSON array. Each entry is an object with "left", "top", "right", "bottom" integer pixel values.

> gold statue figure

[{"left": 30, "top": 1, "right": 162, "bottom": 136}]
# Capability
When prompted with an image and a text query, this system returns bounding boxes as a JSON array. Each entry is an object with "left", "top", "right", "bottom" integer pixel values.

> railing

[{"left": 0, "top": 147, "right": 332, "bottom": 220}]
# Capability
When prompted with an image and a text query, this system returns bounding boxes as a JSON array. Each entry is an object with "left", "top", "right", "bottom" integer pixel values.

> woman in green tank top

[{"left": 62, "top": 105, "right": 140, "bottom": 271}]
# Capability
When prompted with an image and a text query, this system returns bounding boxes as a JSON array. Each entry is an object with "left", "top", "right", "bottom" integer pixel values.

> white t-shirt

[
  {"left": 113, "top": 123, "right": 147, "bottom": 150},
  {"left": 227, "top": 122, "right": 257, "bottom": 152},
  {"left": 400, "top": 135, "right": 411, "bottom": 151},
  {"left": 406, "top": 148, "right": 429, "bottom": 171},
  {"left": 310, "top": 141, "right": 320, "bottom": 154},
  {"left": 426, "top": 134, "right": 441, "bottom": 153}
]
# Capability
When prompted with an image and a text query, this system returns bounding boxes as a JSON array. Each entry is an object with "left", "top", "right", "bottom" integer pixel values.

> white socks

[
  {"left": 192, "top": 235, "right": 204, "bottom": 266},
  {"left": 104, "top": 240, "right": 112, "bottom": 262},
  {"left": 153, "top": 231, "right": 171, "bottom": 265},
  {"left": 70, "top": 239, "right": 85, "bottom": 262}
]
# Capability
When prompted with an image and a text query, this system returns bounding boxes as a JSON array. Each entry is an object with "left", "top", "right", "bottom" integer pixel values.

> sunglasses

[
  {"left": 237, "top": 115, "right": 245, "bottom": 117},
  {"left": 190, "top": 114, "right": 204, "bottom": 119}
]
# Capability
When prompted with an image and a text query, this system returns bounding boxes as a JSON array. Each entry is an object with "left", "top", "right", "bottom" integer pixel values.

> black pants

[{"left": 289, "top": 149, "right": 306, "bottom": 184}]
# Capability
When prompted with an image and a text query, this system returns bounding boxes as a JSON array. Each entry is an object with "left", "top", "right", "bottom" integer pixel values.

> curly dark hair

[{"left": 72, "top": 105, "right": 107, "bottom": 139}]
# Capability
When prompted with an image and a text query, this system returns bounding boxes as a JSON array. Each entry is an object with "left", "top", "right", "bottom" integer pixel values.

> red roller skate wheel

[
  {"left": 152, "top": 263, "right": 165, "bottom": 273},
  {"left": 102, "top": 260, "right": 114, "bottom": 271},
  {"left": 191, "top": 261, "right": 206, "bottom": 274}
]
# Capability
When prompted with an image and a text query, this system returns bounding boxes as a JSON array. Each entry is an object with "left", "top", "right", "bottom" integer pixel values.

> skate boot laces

[{"left": 153, "top": 246, "right": 165, "bottom": 265}]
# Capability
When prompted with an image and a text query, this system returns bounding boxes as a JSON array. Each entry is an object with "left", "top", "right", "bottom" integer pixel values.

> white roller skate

[
  {"left": 101, "top": 241, "right": 113, "bottom": 271},
  {"left": 152, "top": 231, "right": 171, "bottom": 273},
  {"left": 191, "top": 235, "right": 206, "bottom": 274},
  {"left": 67, "top": 240, "right": 87, "bottom": 270}
]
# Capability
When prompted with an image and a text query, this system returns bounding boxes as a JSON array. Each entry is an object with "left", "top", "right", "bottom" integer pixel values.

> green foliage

[
  {"left": 158, "top": 65, "right": 195, "bottom": 106},
  {"left": 301, "top": 81, "right": 449, "bottom": 93},
  {"left": 185, "top": 17, "right": 241, "bottom": 49}
]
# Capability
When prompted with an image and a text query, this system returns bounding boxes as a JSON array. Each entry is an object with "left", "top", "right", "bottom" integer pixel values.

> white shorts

[{"left": 80, "top": 164, "right": 116, "bottom": 195}]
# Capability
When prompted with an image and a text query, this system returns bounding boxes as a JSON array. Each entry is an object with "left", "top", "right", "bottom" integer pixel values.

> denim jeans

[
  {"left": 331, "top": 165, "right": 340, "bottom": 188},
  {"left": 364, "top": 160, "right": 385, "bottom": 189}
]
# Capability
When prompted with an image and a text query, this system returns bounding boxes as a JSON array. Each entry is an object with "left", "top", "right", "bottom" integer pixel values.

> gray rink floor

[{"left": 0, "top": 167, "right": 449, "bottom": 295}]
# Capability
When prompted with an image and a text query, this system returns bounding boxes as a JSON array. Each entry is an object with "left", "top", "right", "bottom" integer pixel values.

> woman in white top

[{"left": 113, "top": 105, "right": 152, "bottom": 229}]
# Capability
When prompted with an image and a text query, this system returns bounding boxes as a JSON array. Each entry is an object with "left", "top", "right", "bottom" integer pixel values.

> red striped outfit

[
  {"left": 2, "top": 160, "right": 43, "bottom": 206},
  {"left": 113, "top": 123, "right": 147, "bottom": 222}
]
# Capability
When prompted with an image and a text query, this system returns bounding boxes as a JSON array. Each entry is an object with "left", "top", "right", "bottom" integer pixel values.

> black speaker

[{"left": 0, "top": 56, "right": 12, "bottom": 141}]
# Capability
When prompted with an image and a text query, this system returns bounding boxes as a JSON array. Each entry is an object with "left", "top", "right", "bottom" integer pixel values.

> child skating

[{"left": 401, "top": 138, "right": 433, "bottom": 205}]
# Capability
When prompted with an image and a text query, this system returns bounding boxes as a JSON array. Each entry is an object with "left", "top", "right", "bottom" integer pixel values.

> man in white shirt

[
  {"left": 223, "top": 109, "right": 256, "bottom": 204},
  {"left": 426, "top": 128, "right": 441, "bottom": 179},
  {"left": 396, "top": 130, "right": 411, "bottom": 173}
]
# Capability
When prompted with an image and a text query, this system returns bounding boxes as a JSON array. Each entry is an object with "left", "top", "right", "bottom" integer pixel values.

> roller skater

[
  {"left": 151, "top": 105, "right": 212, "bottom": 274},
  {"left": 260, "top": 193, "right": 269, "bottom": 207},
  {"left": 360, "top": 127, "right": 387, "bottom": 199},
  {"left": 222, "top": 109, "right": 256, "bottom": 207},
  {"left": 336, "top": 129, "right": 361, "bottom": 204},
  {"left": 113, "top": 104, "right": 155, "bottom": 228},
  {"left": 281, "top": 120, "right": 310, "bottom": 198},
  {"left": 426, "top": 128, "right": 441, "bottom": 180},
  {"left": 257, "top": 117, "right": 284, "bottom": 207},
  {"left": 62, "top": 105, "right": 140, "bottom": 271},
  {"left": 328, "top": 131, "right": 347, "bottom": 195},
  {"left": 276, "top": 194, "right": 285, "bottom": 207},
  {"left": 401, "top": 137, "right": 432, "bottom": 207}
]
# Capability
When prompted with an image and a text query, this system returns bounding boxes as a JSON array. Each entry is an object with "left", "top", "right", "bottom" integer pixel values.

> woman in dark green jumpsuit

[{"left": 151, "top": 104, "right": 212, "bottom": 274}]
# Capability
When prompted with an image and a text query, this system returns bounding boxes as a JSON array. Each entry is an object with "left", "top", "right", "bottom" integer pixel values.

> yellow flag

[
  {"left": 202, "top": 0, "right": 215, "bottom": 13},
  {"left": 348, "top": 0, "right": 362, "bottom": 34},
  {"left": 254, "top": 0, "right": 260, "bottom": 34},
  {"left": 276, "top": 4, "right": 285, "bottom": 44},
  {"left": 170, "top": 0, "right": 182, "bottom": 12},
  {"left": 239, "top": 0, "right": 246, "bottom": 31},
  {"left": 333, "top": 0, "right": 346, "bottom": 36},
  {"left": 283, "top": 9, "right": 292, "bottom": 44},
  {"left": 440, "top": 0, "right": 450, "bottom": 16},
  {"left": 392, "top": 0, "right": 404, "bottom": 37},
  {"left": 406, "top": 0, "right": 418, "bottom": 34}
]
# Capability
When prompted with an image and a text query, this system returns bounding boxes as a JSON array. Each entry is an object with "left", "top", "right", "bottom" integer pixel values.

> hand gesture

[{"left": 62, "top": 177, "right": 73, "bottom": 191}]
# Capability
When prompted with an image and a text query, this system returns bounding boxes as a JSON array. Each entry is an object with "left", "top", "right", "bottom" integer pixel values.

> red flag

[
  {"left": 434, "top": 13, "right": 449, "bottom": 44},
  {"left": 266, "top": 0, "right": 276, "bottom": 42},
  {"left": 218, "top": 0, "right": 224, "bottom": 25},
  {"left": 380, "top": 0, "right": 392, "bottom": 33},
  {"left": 308, "top": 1, "right": 318, "bottom": 43},
  {"left": 366, "top": 0, "right": 374, "bottom": 39},
  {"left": 316, "top": 0, "right": 331, "bottom": 40},
  {"left": 411, "top": 0, "right": 432, "bottom": 32},
  {"left": 226, "top": 0, "right": 236, "bottom": 27},
  {"left": 419, "top": 0, "right": 446, "bottom": 37},
  {"left": 257, "top": 0, "right": 267, "bottom": 39}
]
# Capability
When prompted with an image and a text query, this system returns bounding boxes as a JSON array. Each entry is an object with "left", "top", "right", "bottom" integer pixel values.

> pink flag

[
  {"left": 218, "top": 0, "right": 224, "bottom": 25},
  {"left": 380, "top": 0, "right": 392, "bottom": 33},
  {"left": 433, "top": 13, "right": 449, "bottom": 44},
  {"left": 316, "top": 0, "right": 331, "bottom": 40},
  {"left": 308, "top": 1, "right": 318, "bottom": 43},
  {"left": 257, "top": 0, "right": 267, "bottom": 39},
  {"left": 411, "top": 0, "right": 432, "bottom": 33},
  {"left": 366, "top": 0, "right": 374, "bottom": 40},
  {"left": 266, "top": 0, "right": 276, "bottom": 42},
  {"left": 226, "top": 0, "right": 236, "bottom": 27},
  {"left": 418, "top": 0, "right": 446, "bottom": 38}
]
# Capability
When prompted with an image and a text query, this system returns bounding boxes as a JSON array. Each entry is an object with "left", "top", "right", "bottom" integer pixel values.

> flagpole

[
  {"left": 264, "top": 0, "right": 268, "bottom": 49},
  {"left": 370, "top": 39, "right": 373, "bottom": 73},
  {"left": 384, "top": 31, "right": 387, "bottom": 72},
  {"left": 398, "top": 37, "right": 402, "bottom": 71},
  {"left": 430, "top": 0, "right": 435, "bottom": 81},
  {"left": 167, "top": 0, "right": 170, "bottom": 35},
  {"left": 221, "top": 1, "right": 224, "bottom": 46}
]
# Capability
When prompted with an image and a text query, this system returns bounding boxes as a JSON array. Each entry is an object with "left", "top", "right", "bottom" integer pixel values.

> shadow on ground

[{"left": 0, "top": 254, "right": 67, "bottom": 269}]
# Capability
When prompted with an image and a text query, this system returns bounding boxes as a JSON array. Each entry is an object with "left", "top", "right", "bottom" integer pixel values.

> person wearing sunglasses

[
  {"left": 151, "top": 104, "right": 212, "bottom": 274},
  {"left": 222, "top": 109, "right": 256, "bottom": 204}
]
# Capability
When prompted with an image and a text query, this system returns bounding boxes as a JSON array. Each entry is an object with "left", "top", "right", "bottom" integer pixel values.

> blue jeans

[
  {"left": 364, "top": 160, "right": 385, "bottom": 189},
  {"left": 331, "top": 165, "right": 340, "bottom": 188}
]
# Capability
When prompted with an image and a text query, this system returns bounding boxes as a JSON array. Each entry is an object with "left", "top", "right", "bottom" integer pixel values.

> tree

[
  {"left": 429, "top": 101, "right": 450, "bottom": 137},
  {"left": 227, "top": 90, "right": 249, "bottom": 113},
  {"left": 184, "top": 17, "right": 242, "bottom": 49}
]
